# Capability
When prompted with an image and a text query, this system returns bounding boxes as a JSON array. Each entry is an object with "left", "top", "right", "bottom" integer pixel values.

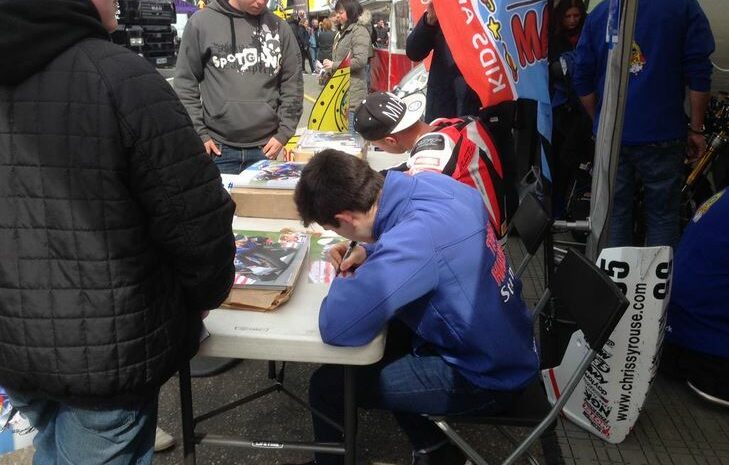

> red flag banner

[{"left": 432, "top": 0, "right": 550, "bottom": 107}]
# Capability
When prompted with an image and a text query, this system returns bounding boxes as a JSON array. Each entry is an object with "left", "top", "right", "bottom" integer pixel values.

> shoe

[
  {"left": 687, "top": 379, "right": 729, "bottom": 408},
  {"left": 412, "top": 442, "right": 472, "bottom": 465},
  {"left": 154, "top": 426, "right": 176, "bottom": 452}
]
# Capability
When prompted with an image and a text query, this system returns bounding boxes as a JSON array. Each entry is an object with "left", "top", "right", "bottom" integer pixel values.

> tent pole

[{"left": 585, "top": 0, "right": 639, "bottom": 260}]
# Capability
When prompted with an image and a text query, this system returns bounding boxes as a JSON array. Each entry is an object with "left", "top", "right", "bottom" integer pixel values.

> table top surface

[{"left": 199, "top": 217, "right": 387, "bottom": 366}]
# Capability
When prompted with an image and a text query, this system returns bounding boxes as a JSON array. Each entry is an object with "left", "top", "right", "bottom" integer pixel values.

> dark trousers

[
  {"left": 308, "top": 323, "right": 518, "bottom": 465},
  {"left": 608, "top": 140, "right": 685, "bottom": 248}
]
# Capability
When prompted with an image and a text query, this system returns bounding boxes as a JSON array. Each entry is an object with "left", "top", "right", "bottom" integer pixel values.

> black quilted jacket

[{"left": 0, "top": 1, "right": 236, "bottom": 405}]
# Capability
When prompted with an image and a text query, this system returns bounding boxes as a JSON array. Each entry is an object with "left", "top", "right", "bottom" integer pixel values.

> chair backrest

[
  {"left": 551, "top": 249, "right": 629, "bottom": 350},
  {"left": 512, "top": 193, "right": 552, "bottom": 256}
]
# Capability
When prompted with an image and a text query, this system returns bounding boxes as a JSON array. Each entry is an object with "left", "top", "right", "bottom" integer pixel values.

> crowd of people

[{"left": 0, "top": 0, "right": 726, "bottom": 465}]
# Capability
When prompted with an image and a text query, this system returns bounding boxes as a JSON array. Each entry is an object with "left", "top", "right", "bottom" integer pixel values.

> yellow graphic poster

[{"left": 308, "top": 66, "right": 350, "bottom": 132}]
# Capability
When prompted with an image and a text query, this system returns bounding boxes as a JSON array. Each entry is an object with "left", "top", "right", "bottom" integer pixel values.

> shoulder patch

[
  {"left": 408, "top": 133, "right": 455, "bottom": 174},
  {"left": 692, "top": 189, "right": 725, "bottom": 223}
]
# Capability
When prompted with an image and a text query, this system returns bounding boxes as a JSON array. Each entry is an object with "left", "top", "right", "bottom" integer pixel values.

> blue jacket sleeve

[
  {"left": 682, "top": 0, "right": 715, "bottom": 92},
  {"left": 319, "top": 219, "right": 438, "bottom": 346},
  {"left": 406, "top": 13, "right": 437, "bottom": 62},
  {"left": 571, "top": 14, "right": 597, "bottom": 97}
]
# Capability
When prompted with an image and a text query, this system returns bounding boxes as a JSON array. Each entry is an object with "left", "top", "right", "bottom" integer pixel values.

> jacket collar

[{"left": 372, "top": 172, "right": 416, "bottom": 241}]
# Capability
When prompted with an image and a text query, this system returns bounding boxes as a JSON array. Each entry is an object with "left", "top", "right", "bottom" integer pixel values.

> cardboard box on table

[
  {"left": 221, "top": 161, "right": 302, "bottom": 220},
  {"left": 229, "top": 188, "right": 299, "bottom": 220}
]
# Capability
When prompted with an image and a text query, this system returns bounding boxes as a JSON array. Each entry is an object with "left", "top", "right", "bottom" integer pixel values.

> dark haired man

[{"left": 291, "top": 150, "right": 538, "bottom": 465}]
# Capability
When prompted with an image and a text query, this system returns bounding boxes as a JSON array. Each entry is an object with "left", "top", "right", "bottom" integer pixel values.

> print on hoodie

[{"left": 211, "top": 23, "right": 282, "bottom": 74}]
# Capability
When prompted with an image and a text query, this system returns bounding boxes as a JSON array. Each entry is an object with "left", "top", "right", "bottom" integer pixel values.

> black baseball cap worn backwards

[{"left": 353, "top": 92, "right": 426, "bottom": 141}]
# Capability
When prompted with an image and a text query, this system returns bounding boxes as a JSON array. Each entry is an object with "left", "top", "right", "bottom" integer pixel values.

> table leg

[
  {"left": 179, "top": 360, "right": 197, "bottom": 465},
  {"left": 343, "top": 366, "right": 356, "bottom": 465}
]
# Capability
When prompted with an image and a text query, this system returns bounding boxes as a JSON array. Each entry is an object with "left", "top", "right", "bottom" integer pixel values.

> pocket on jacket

[{"left": 207, "top": 101, "right": 278, "bottom": 143}]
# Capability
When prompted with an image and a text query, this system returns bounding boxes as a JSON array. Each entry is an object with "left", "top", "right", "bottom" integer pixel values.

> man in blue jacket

[
  {"left": 292, "top": 150, "right": 538, "bottom": 465},
  {"left": 661, "top": 189, "right": 729, "bottom": 406},
  {"left": 572, "top": 0, "right": 714, "bottom": 249}
]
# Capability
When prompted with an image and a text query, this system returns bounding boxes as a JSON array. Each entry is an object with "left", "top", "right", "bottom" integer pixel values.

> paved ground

[{"left": 2, "top": 73, "right": 728, "bottom": 465}]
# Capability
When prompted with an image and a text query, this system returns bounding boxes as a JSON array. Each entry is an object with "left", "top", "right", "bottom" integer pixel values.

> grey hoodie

[{"left": 175, "top": 0, "right": 303, "bottom": 147}]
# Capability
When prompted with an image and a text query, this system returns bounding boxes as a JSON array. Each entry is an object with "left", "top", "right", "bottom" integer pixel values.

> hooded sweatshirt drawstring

[
  {"left": 228, "top": 16, "right": 237, "bottom": 54},
  {"left": 229, "top": 12, "right": 264, "bottom": 65}
]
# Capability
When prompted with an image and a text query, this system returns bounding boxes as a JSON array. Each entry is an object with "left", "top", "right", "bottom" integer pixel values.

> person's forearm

[
  {"left": 579, "top": 93, "right": 597, "bottom": 121},
  {"left": 688, "top": 89, "right": 711, "bottom": 132},
  {"left": 405, "top": 14, "right": 436, "bottom": 61}
]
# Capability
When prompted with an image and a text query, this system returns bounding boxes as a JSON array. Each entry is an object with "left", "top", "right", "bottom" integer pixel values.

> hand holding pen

[{"left": 335, "top": 240, "right": 360, "bottom": 277}]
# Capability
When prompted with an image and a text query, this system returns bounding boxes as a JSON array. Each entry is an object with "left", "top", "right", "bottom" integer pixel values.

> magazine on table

[
  {"left": 232, "top": 230, "right": 310, "bottom": 291},
  {"left": 297, "top": 129, "right": 365, "bottom": 157},
  {"left": 233, "top": 160, "right": 305, "bottom": 190}
]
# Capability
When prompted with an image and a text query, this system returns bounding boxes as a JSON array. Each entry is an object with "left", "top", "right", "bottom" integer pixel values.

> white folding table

[{"left": 179, "top": 217, "right": 387, "bottom": 465}]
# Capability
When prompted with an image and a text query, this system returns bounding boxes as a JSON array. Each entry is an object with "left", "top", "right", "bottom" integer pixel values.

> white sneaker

[
  {"left": 687, "top": 380, "right": 729, "bottom": 408},
  {"left": 154, "top": 426, "right": 176, "bottom": 452}
]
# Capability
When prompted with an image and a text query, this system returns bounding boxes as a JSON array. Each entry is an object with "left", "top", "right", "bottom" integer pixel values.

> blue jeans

[
  {"left": 214, "top": 143, "right": 266, "bottom": 174},
  {"left": 309, "top": 47, "right": 318, "bottom": 72},
  {"left": 608, "top": 140, "right": 685, "bottom": 249},
  {"left": 6, "top": 391, "right": 158, "bottom": 465},
  {"left": 309, "top": 323, "right": 518, "bottom": 465}
]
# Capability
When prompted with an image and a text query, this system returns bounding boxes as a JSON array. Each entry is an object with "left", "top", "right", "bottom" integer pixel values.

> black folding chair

[
  {"left": 510, "top": 193, "right": 552, "bottom": 279},
  {"left": 429, "top": 249, "right": 629, "bottom": 465}
]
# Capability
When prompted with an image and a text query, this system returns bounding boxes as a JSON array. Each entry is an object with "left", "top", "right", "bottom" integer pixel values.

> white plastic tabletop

[{"left": 198, "top": 217, "right": 386, "bottom": 366}]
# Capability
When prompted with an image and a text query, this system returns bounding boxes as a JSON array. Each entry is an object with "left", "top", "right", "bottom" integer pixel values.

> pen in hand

[{"left": 335, "top": 241, "right": 358, "bottom": 277}]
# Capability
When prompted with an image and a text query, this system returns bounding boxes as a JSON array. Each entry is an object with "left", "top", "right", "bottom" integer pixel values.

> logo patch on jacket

[{"left": 629, "top": 41, "right": 646, "bottom": 75}]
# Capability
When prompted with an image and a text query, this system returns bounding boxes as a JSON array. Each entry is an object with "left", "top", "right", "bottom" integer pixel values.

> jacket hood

[
  {"left": 358, "top": 9, "right": 372, "bottom": 27},
  {"left": 208, "top": 0, "right": 268, "bottom": 18},
  {"left": 0, "top": 0, "right": 109, "bottom": 86}
]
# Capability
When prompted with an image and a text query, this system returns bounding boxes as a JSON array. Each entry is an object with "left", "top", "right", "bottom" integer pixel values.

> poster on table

[{"left": 542, "top": 246, "right": 672, "bottom": 444}]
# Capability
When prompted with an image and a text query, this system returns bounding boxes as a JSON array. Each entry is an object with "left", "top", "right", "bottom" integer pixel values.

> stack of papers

[
  {"left": 224, "top": 230, "right": 311, "bottom": 311},
  {"left": 232, "top": 230, "right": 310, "bottom": 291}
]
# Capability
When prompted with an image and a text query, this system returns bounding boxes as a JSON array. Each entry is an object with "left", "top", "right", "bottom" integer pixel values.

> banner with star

[{"left": 433, "top": 0, "right": 552, "bottom": 180}]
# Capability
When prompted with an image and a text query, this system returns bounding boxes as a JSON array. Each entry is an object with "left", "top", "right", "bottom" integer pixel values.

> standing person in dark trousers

[
  {"left": 175, "top": 0, "right": 303, "bottom": 174},
  {"left": 308, "top": 18, "right": 320, "bottom": 73},
  {"left": 572, "top": 0, "right": 714, "bottom": 248},
  {"left": 286, "top": 150, "right": 538, "bottom": 465},
  {"left": 549, "top": 0, "right": 591, "bottom": 217},
  {"left": 406, "top": 0, "right": 480, "bottom": 121},
  {"left": 0, "top": 0, "right": 236, "bottom": 463},
  {"left": 298, "top": 18, "right": 312, "bottom": 72},
  {"left": 317, "top": 18, "right": 335, "bottom": 62},
  {"left": 374, "top": 18, "right": 389, "bottom": 48}
]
